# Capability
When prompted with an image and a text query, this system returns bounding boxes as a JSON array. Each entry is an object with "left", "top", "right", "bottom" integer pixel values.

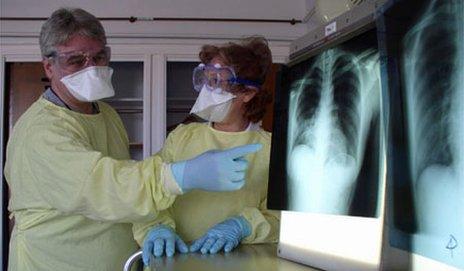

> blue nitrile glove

[
  {"left": 171, "top": 143, "right": 262, "bottom": 192},
  {"left": 189, "top": 216, "right": 252, "bottom": 254},
  {"left": 142, "top": 225, "right": 188, "bottom": 265}
]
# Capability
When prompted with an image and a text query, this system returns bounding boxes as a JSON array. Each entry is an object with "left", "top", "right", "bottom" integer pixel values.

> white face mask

[
  {"left": 190, "top": 85, "right": 236, "bottom": 122},
  {"left": 60, "top": 66, "right": 115, "bottom": 102}
]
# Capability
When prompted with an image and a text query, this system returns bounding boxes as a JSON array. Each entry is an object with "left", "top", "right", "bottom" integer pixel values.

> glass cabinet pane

[
  {"left": 166, "top": 61, "right": 200, "bottom": 134},
  {"left": 106, "top": 61, "right": 144, "bottom": 160}
]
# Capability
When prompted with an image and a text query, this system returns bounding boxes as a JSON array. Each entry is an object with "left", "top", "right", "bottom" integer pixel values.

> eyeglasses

[
  {"left": 48, "top": 46, "right": 111, "bottom": 73},
  {"left": 192, "top": 63, "right": 262, "bottom": 92}
]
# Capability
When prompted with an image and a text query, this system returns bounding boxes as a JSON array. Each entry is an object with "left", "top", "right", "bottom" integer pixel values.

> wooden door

[{"left": 7, "top": 62, "right": 49, "bottom": 132}]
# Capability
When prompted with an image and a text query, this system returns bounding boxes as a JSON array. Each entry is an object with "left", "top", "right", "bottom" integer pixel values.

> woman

[{"left": 134, "top": 37, "right": 280, "bottom": 265}]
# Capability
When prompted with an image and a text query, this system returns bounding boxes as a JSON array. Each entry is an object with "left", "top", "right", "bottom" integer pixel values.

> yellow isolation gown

[{"left": 133, "top": 122, "right": 280, "bottom": 247}]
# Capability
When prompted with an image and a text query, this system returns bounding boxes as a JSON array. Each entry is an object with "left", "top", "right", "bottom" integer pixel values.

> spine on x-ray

[
  {"left": 292, "top": 48, "right": 379, "bottom": 170},
  {"left": 287, "top": 47, "right": 380, "bottom": 214}
]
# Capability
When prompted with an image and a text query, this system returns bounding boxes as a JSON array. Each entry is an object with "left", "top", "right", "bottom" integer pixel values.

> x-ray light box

[{"left": 268, "top": 1, "right": 387, "bottom": 270}]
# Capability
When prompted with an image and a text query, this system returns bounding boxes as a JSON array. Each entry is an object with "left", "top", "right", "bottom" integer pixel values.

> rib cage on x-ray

[
  {"left": 291, "top": 55, "right": 362, "bottom": 157},
  {"left": 287, "top": 48, "right": 380, "bottom": 215},
  {"left": 402, "top": 0, "right": 463, "bottom": 236}
]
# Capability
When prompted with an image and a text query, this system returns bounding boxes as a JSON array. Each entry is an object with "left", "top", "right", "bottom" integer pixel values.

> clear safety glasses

[
  {"left": 48, "top": 46, "right": 111, "bottom": 73},
  {"left": 192, "top": 63, "right": 262, "bottom": 92}
]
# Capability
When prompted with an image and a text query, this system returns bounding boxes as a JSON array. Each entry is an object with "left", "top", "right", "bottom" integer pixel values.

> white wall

[{"left": 0, "top": 0, "right": 315, "bottom": 41}]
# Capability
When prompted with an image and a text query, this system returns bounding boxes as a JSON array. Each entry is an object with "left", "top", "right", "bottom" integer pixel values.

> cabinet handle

[
  {"left": 116, "top": 109, "right": 143, "bottom": 114},
  {"left": 129, "top": 142, "right": 143, "bottom": 149}
]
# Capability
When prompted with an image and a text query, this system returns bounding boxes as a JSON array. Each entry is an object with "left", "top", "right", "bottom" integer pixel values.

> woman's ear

[{"left": 241, "top": 88, "right": 258, "bottom": 103}]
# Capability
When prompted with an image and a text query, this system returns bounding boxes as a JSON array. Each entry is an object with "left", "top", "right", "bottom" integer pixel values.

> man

[{"left": 4, "top": 7, "right": 260, "bottom": 271}]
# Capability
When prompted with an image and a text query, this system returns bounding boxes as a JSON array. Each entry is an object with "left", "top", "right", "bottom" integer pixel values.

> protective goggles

[
  {"left": 48, "top": 46, "right": 111, "bottom": 73},
  {"left": 192, "top": 63, "right": 262, "bottom": 92}
]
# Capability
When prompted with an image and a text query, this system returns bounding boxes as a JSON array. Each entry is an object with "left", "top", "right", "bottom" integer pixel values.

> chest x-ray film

[
  {"left": 379, "top": 0, "right": 463, "bottom": 269},
  {"left": 269, "top": 27, "right": 383, "bottom": 218}
]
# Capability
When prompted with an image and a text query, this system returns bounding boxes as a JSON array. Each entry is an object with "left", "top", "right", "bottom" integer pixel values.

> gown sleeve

[{"left": 23, "top": 115, "right": 177, "bottom": 223}]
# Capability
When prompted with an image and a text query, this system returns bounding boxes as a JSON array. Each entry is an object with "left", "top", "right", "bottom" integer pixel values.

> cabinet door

[
  {"left": 166, "top": 61, "right": 201, "bottom": 134},
  {"left": 107, "top": 61, "right": 146, "bottom": 160}
]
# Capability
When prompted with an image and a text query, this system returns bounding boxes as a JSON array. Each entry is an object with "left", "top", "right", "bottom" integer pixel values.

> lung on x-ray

[
  {"left": 380, "top": 0, "right": 463, "bottom": 268},
  {"left": 268, "top": 28, "right": 383, "bottom": 218}
]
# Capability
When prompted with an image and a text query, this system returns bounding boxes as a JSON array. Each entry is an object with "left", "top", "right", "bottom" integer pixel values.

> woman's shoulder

[
  {"left": 167, "top": 122, "right": 209, "bottom": 140},
  {"left": 254, "top": 127, "right": 272, "bottom": 143},
  {"left": 174, "top": 122, "right": 208, "bottom": 132}
]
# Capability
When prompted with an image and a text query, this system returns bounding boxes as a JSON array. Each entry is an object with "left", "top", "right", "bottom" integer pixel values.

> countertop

[{"left": 142, "top": 244, "right": 320, "bottom": 271}]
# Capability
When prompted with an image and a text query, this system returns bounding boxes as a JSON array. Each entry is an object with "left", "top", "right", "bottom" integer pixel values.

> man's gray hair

[{"left": 39, "top": 8, "right": 107, "bottom": 57}]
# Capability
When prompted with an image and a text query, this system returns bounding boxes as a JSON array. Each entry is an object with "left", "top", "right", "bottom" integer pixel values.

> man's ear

[{"left": 42, "top": 58, "right": 54, "bottom": 80}]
